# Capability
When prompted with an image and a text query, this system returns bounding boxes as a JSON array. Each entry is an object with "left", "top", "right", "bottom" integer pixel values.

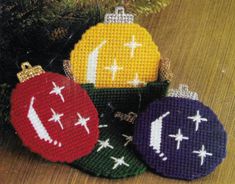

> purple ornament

[{"left": 133, "top": 85, "right": 227, "bottom": 180}]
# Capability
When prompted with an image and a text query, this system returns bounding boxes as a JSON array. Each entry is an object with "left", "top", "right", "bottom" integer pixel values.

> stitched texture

[
  {"left": 70, "top": 23, "right": 160, "bottom": 88},
  {"left": 71, "top": 105, "right": 147, "bottom": 178},
  {"left": 10, "top": 72, "right": 99, "bottom": 163},
  {"left": 133, "top": 97, "right": 227, "bottom": 180},
  {"left": 159, "top": 58, "right": 173, "bottom": 82},
  {"left": 82, "top": 80, "right": 169, "bottom": 112},
  {"left": 168, "top": 84, "right": 199, "bottom": 100}
]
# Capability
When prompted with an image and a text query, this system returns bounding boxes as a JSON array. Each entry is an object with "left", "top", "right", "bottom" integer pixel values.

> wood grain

[{"left": 0, "top": 0, "right": 235, "bottom": 183}]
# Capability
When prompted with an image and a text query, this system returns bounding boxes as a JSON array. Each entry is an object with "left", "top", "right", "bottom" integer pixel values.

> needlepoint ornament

[
  {"left": 133, "top": 85, "right": 227, "bottom": 180},
  {"left": 71, "top": 104, "right": 147, "bottom": 178},
  {"left": 10, "top": 62, "right": 99, "bottom": 163},
  {"left": 70, "top": 6, "right": 161, "bottom": 88},
  {"left": 64, "top": 7, "right": 171, "bottom": 111}
]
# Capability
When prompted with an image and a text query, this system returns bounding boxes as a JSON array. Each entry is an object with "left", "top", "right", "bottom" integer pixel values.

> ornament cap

[
  {"left": 17, "top": 62, "right": 45, "bottom": 83},
  {"left": 104, "top": 6, "right": 134, "bottom": 24},
  {"left": 167, "top": 84, "right": 199, "bottom": 100}
]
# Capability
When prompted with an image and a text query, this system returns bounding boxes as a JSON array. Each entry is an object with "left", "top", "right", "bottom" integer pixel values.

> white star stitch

[
  {"left": 193, "top": 145, "right": 213, "bottom": 166},
  {"left": 74, "top": 113, "right": 90, "bottom": 134},
  {"left": 105, "top": 59, "right": 123, "bottom": 80},
  {"left": 97, "top": 139, "right": 114, "bottom": 152},
  {"left": 187, "top": 110, "right": 208, "bottom": 131},
  {"left": 122, "top": 134, "right": 133, "bottom": 146},
  {"left": 49, "top": 82, "right": 65, "bottom": 102},
  {"left": 124, "top": 35, "right": 142, "bottom": 58},
  {"left": 127, "top": 73, "right": 146, "bottom": 87},
  {"left": 110, "top": 156, "right": 130, "bottom": 170},
  {"left": 169, "top": 129, "right": 189, "bottom": 150},
  {"left": 48, "top": 108, "right": 64, "bottom": 130}
]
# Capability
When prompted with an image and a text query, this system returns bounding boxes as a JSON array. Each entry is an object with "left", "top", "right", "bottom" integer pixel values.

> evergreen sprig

[{"left": 0, "top": 0, "right": 171, "bottom": 85}]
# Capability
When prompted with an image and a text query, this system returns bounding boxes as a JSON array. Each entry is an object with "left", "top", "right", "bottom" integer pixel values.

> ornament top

[
  {"left": 17, "top": 62, "right": 45, "bottom": 83},
  {"left": 168, "top": 84, "right": 199, "bottom": 100},
  {"left": 104, "top": 6, "right": 134, "bottom": 24}
]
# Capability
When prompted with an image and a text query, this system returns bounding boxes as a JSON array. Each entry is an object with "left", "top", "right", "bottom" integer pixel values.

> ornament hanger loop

[
  {"left": 21, "top": 62, "right": 33, "bottom": 70},
  {"left": 115, "top": 6, "right": 125, "bottom": 14}
]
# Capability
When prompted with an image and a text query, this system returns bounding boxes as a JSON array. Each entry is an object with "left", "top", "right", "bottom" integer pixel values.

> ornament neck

[
  {"left": 167, "top": 84, "right": 199, "bottom": 100},
  {"left": 17, "top": 62, "right": 45, "bottom": 83},
  {"left": 104, "top": 6, "right": 134, "bottom": 24}
]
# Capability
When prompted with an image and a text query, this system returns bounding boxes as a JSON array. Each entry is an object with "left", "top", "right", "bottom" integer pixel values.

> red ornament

[{"left": 10, "top": 62, "right": 99, "bottom": 163}]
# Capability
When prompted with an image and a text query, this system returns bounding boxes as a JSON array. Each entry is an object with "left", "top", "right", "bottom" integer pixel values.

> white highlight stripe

[
  {"left": 27, "top": 97, "right": 53, "bottom": 142},
  {"left": 150, "top": 119, "right": 162, "bottom": 152},
  {"left": 150, "top": 112, "right": 170, "bottom": 158},
  {"left": 87, "top": 40, "right": 106, "bottom": 84}
]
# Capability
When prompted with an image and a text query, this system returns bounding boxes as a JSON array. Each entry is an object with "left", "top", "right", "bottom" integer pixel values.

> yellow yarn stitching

[{"left": 70, "top": 23, "right": 160, "bottom": 88}]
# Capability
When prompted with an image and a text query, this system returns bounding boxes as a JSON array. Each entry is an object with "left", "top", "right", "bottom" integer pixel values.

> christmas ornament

[
  {"left": 10, "top": 62, "right": 99, "bottom": 163},
  {"left": 70, "top": 6, "right": 161, "bottom": 88},
  {"left": 71, "top": 104, "right": 147, "bottom": 178},
  {"left": 133, "top": 85, "right": 227, "bottom": 180},
  {"left": 63, "top": 7, "right": 172, "bottom": 111}
]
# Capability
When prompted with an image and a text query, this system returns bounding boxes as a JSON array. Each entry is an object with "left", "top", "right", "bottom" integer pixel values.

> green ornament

[{"left": 70, "top": 105, "right": 147, "bottom": 178}]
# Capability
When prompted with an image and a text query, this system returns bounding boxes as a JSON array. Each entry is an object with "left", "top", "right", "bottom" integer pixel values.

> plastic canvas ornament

[
  {"left": 64, "top": 7, "right": 171, "bottom": 112},
  {"left": 70, "top": 104, "right": 147, "bottom": 178},
  {"left": 133, "top": 85, "right": 227, "bottom": 180},
  {"left": 10, "top": 62, "right": 99, "bottom": 163},
  {"left": 70, "top": 6, "right": 161, "bottom": 88}
]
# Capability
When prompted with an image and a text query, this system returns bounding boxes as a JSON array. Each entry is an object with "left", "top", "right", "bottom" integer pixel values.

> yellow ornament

[{"left": 70, "top": 7, "right": 160, "bottom": 88}]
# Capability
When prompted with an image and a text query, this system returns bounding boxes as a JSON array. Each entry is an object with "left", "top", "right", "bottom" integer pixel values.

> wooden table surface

[{"left": 0, "top": 0, "right": 235, "bottom": 183}]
